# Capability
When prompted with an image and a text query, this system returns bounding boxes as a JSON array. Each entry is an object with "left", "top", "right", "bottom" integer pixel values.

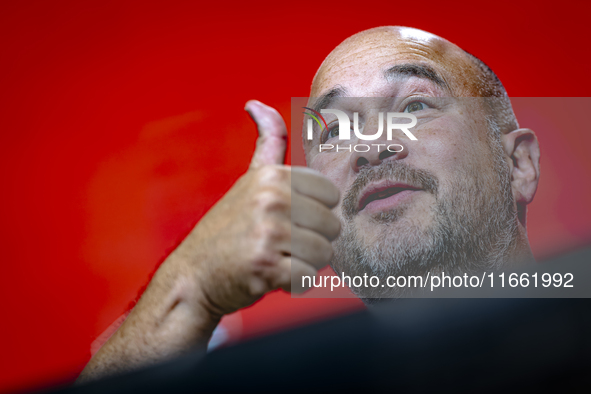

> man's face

[{"left": 304, "top": 27, "right": 518, "bottom": 296}]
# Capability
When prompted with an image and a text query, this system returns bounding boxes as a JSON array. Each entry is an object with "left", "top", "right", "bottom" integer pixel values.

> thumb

[{"left": 245, "top": 100, "right": 287, "bottom": 170}]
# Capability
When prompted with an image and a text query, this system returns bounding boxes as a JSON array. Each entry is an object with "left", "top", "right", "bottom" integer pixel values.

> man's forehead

[{"left": 310, "top": 26, "right": 474, "bottom": 98}]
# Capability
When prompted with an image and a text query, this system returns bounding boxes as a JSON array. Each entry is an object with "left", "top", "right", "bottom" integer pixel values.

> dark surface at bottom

[{"left": 50, "top": 248, "right": 591, "bottom": 393}]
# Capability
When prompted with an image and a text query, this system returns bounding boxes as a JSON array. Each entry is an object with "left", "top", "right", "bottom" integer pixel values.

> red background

[{"left": 1, "top": 1, "right": 590, "bottom": 393}]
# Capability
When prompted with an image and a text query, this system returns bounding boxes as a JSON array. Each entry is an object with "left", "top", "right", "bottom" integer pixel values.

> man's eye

[
  {"left": 326, "top": 126, "right": 339, "bottom": 139},
  {"left": 404, "top": 101, "right": 429, "bottom": 113}
]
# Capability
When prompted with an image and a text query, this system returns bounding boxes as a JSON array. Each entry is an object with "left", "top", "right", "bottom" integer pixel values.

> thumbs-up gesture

[
  {"left": 178, "top": 100, "right": 341, "bottom": 315},
  {"left": 78, "top": 101, "right": 342, "bottom": 382}
]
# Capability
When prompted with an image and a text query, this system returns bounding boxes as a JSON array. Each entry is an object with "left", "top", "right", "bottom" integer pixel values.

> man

[{"left": 77, "top": 26, "right": 540, "bottom": 382}]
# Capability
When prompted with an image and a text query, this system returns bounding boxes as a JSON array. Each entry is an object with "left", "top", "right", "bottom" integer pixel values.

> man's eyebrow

[
  {"left": 311, "top": 85, "right": 348, "bottom": 113},
  {"left": 384, "top": 63, "right": 450, "bottom": 92}
]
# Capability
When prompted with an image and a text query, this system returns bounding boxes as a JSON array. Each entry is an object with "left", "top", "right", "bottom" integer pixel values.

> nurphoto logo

[{"left": 303, "top": 107, "right": 418, "bottom": 153}]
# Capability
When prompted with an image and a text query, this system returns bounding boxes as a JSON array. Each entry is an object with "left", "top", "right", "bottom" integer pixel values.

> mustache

[{"left": 341, "top": 161, "right": 439, "bottom": 220}]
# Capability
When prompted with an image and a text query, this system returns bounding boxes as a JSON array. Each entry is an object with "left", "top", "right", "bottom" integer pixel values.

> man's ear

[{"left": 501, "top": 128, "right": 541, "bottom": 205}]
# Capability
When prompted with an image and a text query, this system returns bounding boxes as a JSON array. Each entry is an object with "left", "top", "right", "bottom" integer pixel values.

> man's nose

[{"left": 349, "top": 132, "right": 409, "bottom": 173}]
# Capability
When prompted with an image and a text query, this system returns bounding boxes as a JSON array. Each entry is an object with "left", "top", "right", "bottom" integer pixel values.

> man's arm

[{"left": 77, "top": 101, "right": 341, "bottom": 383}]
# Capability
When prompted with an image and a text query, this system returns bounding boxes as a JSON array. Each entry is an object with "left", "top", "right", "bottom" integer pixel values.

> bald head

[
  {"left": 309, "top": 26, "right": 517, "bottom": 134},
  {"left": 302, "top": 27, "right": 539, "bottom": 296}
]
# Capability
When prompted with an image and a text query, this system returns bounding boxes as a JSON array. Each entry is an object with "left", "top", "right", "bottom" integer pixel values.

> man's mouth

[{"left": 358, "top": 182, "right": 422, "bottom": 213}]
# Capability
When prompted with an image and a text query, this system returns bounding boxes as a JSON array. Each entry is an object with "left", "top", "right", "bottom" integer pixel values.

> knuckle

[
  {"left": 246, "top": 277, "right": 268, "bottom": 298},
  {"left": 273, "top": 268, "right": 292, "bottom": 290},
  {"left": 249, "top": 243, "right": 279, "bottom": 272},
  {"left": 256, "top": 219, "right": 289, "bottom": 244},
  {"left": 318, "top": 208, "right": 341, "bottom": 239},
  {"left": 253, "top": 189, "right": 290, "bottom": 213},
  {"left": 312, "top": 207, "right": 340, "bottom": 240}
]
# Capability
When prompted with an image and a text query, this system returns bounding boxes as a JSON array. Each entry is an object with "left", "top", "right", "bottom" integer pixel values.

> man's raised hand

[
  {"left": 78, "top": 100, "right": 341, "bottom": 382},
  {"left": 183, "top": 100, "right": 341, "bottom": 315}
]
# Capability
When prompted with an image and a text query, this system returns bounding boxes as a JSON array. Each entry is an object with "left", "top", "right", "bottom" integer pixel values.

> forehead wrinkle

[
  {"left": 311, "top": 28, "right": 484, "bottom": 108},
  {"left": 313, "top": 47, "right": 384, "bottom": 94},
  {"left": 314, "top": 48, "right": 466, "bottom": 99},
  {"left": 388, "top": 45, "right": 466, "bottom": 97},
  {"left": 312, "top": 38, "right": 410, "bottom": 86}
]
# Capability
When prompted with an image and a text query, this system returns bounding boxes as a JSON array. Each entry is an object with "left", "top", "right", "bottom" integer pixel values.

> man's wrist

[{"left": 150, "top": 253, "right": 223, "bottom": 344}]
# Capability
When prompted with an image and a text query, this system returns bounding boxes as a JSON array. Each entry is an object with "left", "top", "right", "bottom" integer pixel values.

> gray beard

[{"left": 330, "top": 124, "right": 519, "bottom": 299}]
